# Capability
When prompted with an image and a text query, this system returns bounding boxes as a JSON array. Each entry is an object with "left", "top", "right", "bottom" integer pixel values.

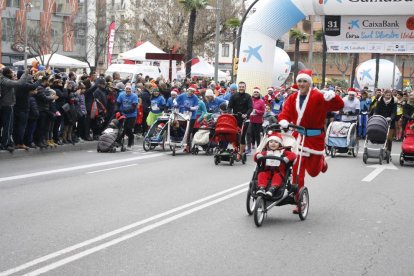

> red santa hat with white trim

[
  {"left": 290, "top": 84, "right": 299, "bottom": 92},
  {"left": 296, "top": 69, "right": 313, "bottom": 85},
  {"left": 348, "top": 87, "right": 357, "bottom": 96},
  {"left": 267, "top": 132, "right": 283, "bottom": 145}
]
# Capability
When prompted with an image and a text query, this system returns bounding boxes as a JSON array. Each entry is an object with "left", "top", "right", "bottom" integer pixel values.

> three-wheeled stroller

[
  {"left": 142, "top": 114, "right": 169, "bottom": 151},
  {"left": 400, "top": 119, "right": 414, "bottom": 166},
  {"left": 325, "top": 121, "right": 358, "bottom": 158},
  {"left": 213, "top": 114, "right": 247, "bottom": 166},
  {"left": 165, "top": 110, "right": 191, "bottom": 156},
  {"left": 362, "top": 115, "right": 391, "bottom": 164},
  {"left": 246, "top": 124, "right": 309, "bottom": 227},
  {"left": 97, "top": 113, "right": 126, "bottom": 153}
]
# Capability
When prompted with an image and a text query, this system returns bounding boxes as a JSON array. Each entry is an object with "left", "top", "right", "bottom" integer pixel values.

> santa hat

[
  {"left": 290, "top": 84, "right": 299, "bottom": 92},
  {"left": 296, "top": 69, "right": 313, "bottom": 85},
  {"left": 267, "top": 87, "right": 274, "bottom": 93},
  {"left": 348, "top": 87, "right": 357, "bottom": 95},
  {"left": 188, "top": 84, "right": 198, "bottom": 91},
  {"left": 267, "top": 132, "right": 283, "bottom": 145},
  {"left": 220, "top": 88, "right": 226, "bottom": 95},
  {"left": 171, "top": 89, "right": 178, "bottom": 96},
  {"left": 205, "top": 89, "right": 214, "bottom": 97},
  {"left": 253, "top": 87, "right": 261, "bottom": 93}
]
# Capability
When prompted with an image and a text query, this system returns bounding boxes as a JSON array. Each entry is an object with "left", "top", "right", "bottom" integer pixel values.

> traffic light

[{"left": 233, "top": 57, "right": 239, "bottom": 76}]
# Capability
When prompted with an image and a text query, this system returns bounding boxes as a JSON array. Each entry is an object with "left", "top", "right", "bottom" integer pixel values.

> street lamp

[{"left": 23, "top": 1, "right": 32, "bottom": 71}]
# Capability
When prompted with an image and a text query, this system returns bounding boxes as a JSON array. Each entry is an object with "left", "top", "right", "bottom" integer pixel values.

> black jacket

[
  {"left": 35, "top": 86, "right": 54, "bottom": 112},
  {"left": 228, "top": 92, "right": 253, "bottom": 116},
  {"left": 28, "top": 96, "right": 39, "bottom": 120}
]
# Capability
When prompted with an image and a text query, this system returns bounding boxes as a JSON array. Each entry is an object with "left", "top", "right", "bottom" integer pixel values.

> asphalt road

[{"left": 0, "top": 140, "right": 413, "bottom": 276}]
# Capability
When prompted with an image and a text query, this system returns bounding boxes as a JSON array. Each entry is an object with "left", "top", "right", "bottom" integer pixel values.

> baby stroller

[
  {"left": 213, "top": 114, "right": 247, "bottom": 166},
  {"left": 165, "top": 110, "right": 191, "bottom": 156},
  {"left": 325, "top": 121, "right": 358, "bottom": 158},
  {"left": 246, "top": 123, "right": 309, "bottom": 227},
  {"left": 400, "top": 119, "right": 414, "bottom": 166},
  {"left": 143, "top": 114, "right": 169, "bottom": 151},
  {"left": 191, "top": 114, "right": 219, "bottom": 155},
  {"left": 97, "top": 113, "right": 126, "bottom": 153},
  {"left": 363, "top": 115, "right": 391, "bottom": 164}
]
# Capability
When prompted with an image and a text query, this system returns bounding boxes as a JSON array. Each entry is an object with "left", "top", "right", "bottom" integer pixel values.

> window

[
  {"left": 31, "top": 0, "right": 43, "bottom": 9},
  {"left": 6, "top": 0, "right": 19, "bottom": 8},
  {"left": 1, "top": 18, "right": 15, "bottom": 42},
  {"left": 51, "top": 21, "right": 63, "bottom": 41},
  {"left": 74, "top": 23, "right": 86, "bottom": 46},
  {"left": 221, "top": 44, "right": 229, "bottom": 57}
]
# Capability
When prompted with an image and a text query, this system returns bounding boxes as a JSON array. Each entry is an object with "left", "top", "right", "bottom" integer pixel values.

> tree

[
  {"left": 290, "top": 28, "right": 307, "bottom": 81},
  {"left": 179, "top": 0, "right": 208, "bottom": 78},
  {"left": 314, "top": 29, "right": 326, "bottom": 87},
  {"left": 331, "top": 53, "right": 352, "bottom": 80}
]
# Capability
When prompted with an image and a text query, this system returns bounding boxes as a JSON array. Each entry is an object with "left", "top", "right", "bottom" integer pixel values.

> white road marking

[
  {"left": 0, "top": 182, "right": 248, "bottom": 276},
  {"left": 0, "top": 153, "right": 164, "bottom": 183},
  {"left": 86, "top": 164, "right": 138, "bottom": 174},
  {"left": 362, "top": 163, "right": 398, "bottom": 182},
  {"left": 20, "top": 188, "right": 248, "bottom": 276}
]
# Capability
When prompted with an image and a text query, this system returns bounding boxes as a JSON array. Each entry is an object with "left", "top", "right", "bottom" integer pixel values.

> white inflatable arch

[{"left": 237, "top": 0, "right": 413, "bottom": 91}]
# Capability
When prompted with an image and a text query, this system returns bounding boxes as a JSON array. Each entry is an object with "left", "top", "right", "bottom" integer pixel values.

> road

[{"left": 0, "top": 140, "right": 413, "bottom": 276}]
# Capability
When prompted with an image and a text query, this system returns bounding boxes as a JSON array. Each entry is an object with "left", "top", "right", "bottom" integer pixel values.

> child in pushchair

[
  {"left": 97, "top": 112, "right": 126, "bottom": 153},
  {"left": 254, "top": 132, "right": 296, "bottom": 197}
]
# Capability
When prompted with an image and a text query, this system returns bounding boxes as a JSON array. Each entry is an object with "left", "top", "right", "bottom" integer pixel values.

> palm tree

[
  {"left": 290, "top": 28, "right": 308, "bottom": 81},
  {"left": 225, "top": 17, "right": 241, "bottom": 82},
  {"left": 179, "top": 0, "right": 208, "bottom": 79}
]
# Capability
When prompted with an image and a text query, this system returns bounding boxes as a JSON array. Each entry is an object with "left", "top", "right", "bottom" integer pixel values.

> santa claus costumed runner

[{"left": 278, "top": 69, "right": 344, "bottom": 211}]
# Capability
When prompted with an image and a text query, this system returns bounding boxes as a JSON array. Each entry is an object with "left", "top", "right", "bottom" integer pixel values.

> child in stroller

[
  {"left": 254, "top": 132, "right": 296, "bottom": 197},
  {"left": 97, "top": 112, "right": 126, "bottom": 153}
]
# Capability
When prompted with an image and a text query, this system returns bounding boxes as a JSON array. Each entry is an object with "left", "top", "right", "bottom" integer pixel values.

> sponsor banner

[
  {"left": 107, "top": 21, "right": 115, "bottom": 65},
  {"left": 316, "top": 0, "right": 414, "bottom": 16},
  {"left": 325, "top": 15, "right": 414, "bottom": 53}
]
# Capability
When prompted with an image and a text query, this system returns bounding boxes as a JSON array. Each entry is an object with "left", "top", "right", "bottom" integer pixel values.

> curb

[{"left": 0, "top": 141, "right": 99, "bottom": 160}]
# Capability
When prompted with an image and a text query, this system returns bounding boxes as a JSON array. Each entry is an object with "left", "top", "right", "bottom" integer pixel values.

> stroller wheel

[
  {"left": 246, "top": 188, "right": 256, "bottom": 215},
  {"left": 400, "top": 153, "right": 404, "bottom": 166},
  {"left": 253, "top": 196, "right": 266, "bottom": 227},
  {"left": 172, "top": 146, "right": 176, "bottom": 156},
  {"left": 229, "top": 157, "right": 234, "bottom": 166},
  {"left": 120, "top": 147, "right": 126, "bottom": 152},
  {"left": 143, "top": 139, "right": 151, "bottom": 152},
  {"left": 325, "top": 146, "right": 331, "bottom": 156},
  {"left": 214, "top": 156, "right": 220, "bottom": 165},
  {"left": 363, "top": 153, "right": 368, "bottom": 164},
  {"left": 297, "top": 187, "right": 309, "bottom": 221},
  {"left": 331, "top": 147, "right": 336, "bottom": 158}
]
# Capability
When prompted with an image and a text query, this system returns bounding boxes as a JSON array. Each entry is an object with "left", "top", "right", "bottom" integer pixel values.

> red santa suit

[
  {"left": 278, "top": 70, "right": 344, "bottom": 191},
  {"left": 253, "top": 133, "right": 296, "bottom": 188}
]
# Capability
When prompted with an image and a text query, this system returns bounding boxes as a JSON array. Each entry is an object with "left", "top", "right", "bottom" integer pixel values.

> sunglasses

[{"left": 298, "top": 79, "right": 308, "bottom": 83}]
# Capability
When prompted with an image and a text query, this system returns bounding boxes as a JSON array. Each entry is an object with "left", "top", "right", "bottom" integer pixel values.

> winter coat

[
  {"left": 35, "top": 86, "right": 54, "bottom": 112},
  {"left": 28, "top": 96, "right": 39, "bottom": 120},
  {"left": 0, "top": 73, "right": 30, "bottom": 107},
  {"left": 250, "top": 97, "right": 265, "bottom": 124}
]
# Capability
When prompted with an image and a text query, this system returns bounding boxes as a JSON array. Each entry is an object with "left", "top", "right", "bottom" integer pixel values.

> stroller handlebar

[
  {"left": 267, "top": 123, "right": 306, "bottom": 132},
  {"left": 256, "top": 155, "right": 292, "bottom": 165}
]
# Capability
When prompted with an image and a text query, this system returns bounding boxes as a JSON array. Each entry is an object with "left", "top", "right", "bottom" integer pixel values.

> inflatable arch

[{"left": 237, "top": 0, "right": 413, "bottom": 91}]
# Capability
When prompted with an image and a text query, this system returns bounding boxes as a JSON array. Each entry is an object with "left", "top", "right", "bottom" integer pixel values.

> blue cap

[{"left": 229, "top": 83, "right": 238, "bottom": 91}]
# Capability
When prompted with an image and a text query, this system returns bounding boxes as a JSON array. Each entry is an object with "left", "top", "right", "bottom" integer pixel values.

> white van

[{"left": 105, "top": 64, "right": 162, "bottom": 81}]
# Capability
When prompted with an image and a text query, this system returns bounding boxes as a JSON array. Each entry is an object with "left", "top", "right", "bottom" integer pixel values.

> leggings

[{"left": 250, "top": 123, "right": 262, "bottom": 147}]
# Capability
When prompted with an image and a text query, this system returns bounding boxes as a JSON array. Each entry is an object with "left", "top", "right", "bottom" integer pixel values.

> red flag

[{"left": 107, "top": 21, "right": 116, "bottom": 65}]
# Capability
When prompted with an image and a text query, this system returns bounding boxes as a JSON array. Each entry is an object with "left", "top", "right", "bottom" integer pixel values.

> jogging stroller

[
  {"left": 363, "top": 115, "right": 390, "bottom": 164},
  {"left": 400, "top": 119, "right": 414, "bottom": 166},
  {"left": 97, "top": 113, "right": 126, "bottom": 153},
  {"left": 246, "top": 123, "right": 310, "bottom": 227},
  {"left": 213, "top": 114, "right": 247, "bottom": 166},
  {"left": 325, "top": 121, "right": 358, "bottom": 158},
  {"left": 165, "top": 110, "right": 191, "bottom": 156},
  {"left": 143, "top": 114, "right": 169, "bottom": 151}
]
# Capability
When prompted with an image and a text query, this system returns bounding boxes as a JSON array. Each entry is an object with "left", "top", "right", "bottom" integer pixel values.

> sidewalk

[{"left": 0, "top": 141, "right": 99, "bottom": 160}]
